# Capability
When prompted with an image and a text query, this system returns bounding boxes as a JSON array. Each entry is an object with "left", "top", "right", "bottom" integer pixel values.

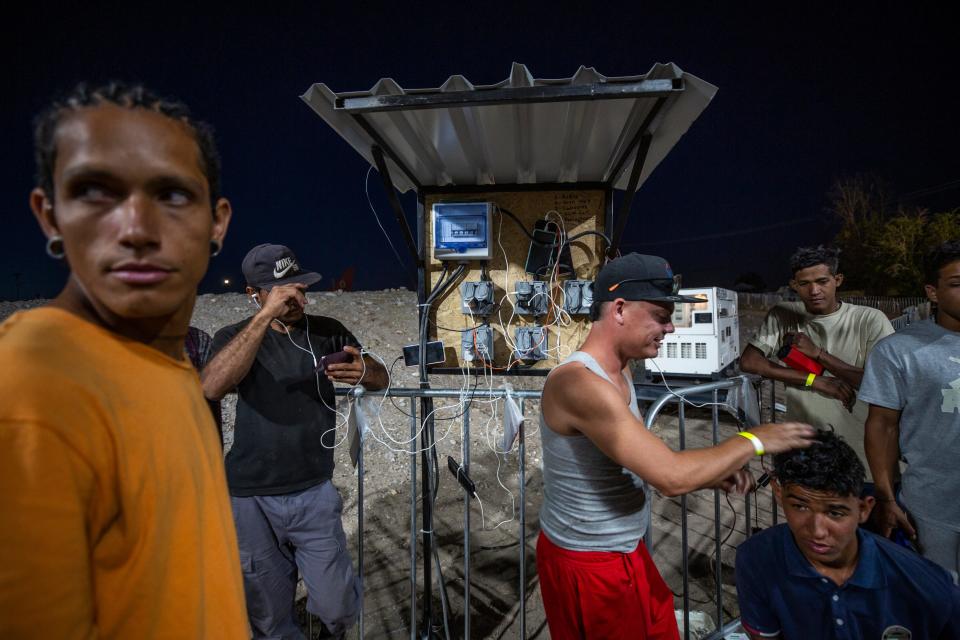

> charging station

[{"left": 302, "top": 62, "right": 718, "bottom": 639}]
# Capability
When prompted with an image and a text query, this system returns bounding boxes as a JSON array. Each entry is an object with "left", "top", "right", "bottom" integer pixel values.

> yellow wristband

[
  {"left": 738, "top": 431, "right": 765, "bottom": 456},
  {"left": 805, "top": 373, "right": 816, "bottom": 387}
]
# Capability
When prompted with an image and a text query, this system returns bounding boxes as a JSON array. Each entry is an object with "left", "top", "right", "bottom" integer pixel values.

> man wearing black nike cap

[
  {"left": 203, "top": 243, "right": 387, "bottom": 640},
  {"left": 537, "top": 253, "right": 816, "bottom": 640}
]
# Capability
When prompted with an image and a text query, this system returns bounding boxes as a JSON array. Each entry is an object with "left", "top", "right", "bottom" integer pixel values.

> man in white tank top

[{"left": 538, "top": 253, "right": 816, "bottom": 640}]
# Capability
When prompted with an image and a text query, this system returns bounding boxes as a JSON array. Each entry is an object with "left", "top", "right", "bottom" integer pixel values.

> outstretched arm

[{"left": 542, "top": 366, "right": 816, "bottom": 497}]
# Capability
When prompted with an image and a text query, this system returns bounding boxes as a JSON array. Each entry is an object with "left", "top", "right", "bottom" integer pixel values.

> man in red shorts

[{"left": 538, "top": 253, "right": 815, "bottom": 639}]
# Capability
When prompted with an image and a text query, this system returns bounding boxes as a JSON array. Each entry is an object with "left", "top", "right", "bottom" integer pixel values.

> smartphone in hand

[{"left": 315, "top": 350, "right": 352, "bottom": 374}]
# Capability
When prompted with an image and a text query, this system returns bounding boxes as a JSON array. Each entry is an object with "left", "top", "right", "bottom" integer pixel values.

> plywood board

[{"left": 423, "top": 189, "right": 606, "bottom": 371}]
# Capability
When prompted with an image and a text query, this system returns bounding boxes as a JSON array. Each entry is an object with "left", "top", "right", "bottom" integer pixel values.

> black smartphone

[
  {"left": 315, "top": 349, "right": 352, "bottom": 373},
  {"left": 403, "top": 340, "right": 445, "bottom": 367},
  {"left": 524, "top": 220, "right": 573, "bottom": 277},
  {"left": 447, "top": 455, "right": 477, "bottom": 497}
]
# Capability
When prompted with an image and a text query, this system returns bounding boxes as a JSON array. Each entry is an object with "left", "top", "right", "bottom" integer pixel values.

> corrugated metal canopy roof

[{"left": 301, "top": 62, "right": 717, "bottom": 193}]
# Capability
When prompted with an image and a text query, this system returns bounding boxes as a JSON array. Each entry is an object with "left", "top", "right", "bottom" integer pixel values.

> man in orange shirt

[{"left": 0, "top": 83, "right": 248, "bottom": 638}]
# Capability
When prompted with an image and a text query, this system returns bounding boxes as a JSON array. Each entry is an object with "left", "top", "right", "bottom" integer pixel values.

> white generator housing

[{"left": 649, "top": 287, "right": 739, "bottom": 376}]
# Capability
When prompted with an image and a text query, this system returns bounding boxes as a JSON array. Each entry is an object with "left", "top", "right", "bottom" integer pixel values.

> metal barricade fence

[
  {"left": 325, "top": 381, "right": 764, "bottom": 639},
  {"left": 332, "top": 386, "right": 540, "bottom": 640},
  {"left": 645, "top": 378, "right": 765, "bottom": 640}
]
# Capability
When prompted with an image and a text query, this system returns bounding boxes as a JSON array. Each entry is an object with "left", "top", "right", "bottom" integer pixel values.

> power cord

[{"left": 364, "top": 166, "right": 408, "bottom": 272}]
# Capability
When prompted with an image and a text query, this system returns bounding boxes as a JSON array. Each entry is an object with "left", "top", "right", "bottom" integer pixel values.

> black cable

[
  {"left": 428, "top": 317, "right": 494, "bottom": 333},
  {"left": 720, "top": 492, "right": 737, "bottom": 547},
  {"left": 565, "top": 229, "right": 611, "bottom": 247},
  {"left": 417, "top": 263, "right": 466, "bottom": 638},
  {"left": 494, "top": 206, "right": 536, "bottom": 241},
  {"left": 431, "top": 512, "right": 453, "bottom": 640}
]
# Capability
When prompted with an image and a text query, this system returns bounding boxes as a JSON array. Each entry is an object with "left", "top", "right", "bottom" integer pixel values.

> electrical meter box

[
  {"left": 432, "top": 202, "right": 493, "bottom": 260},
  {"left": 649, "top": 287, "right": 739, "bottom": 376}
]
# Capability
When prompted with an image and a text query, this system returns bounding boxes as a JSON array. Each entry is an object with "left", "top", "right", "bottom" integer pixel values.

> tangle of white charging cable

[
  {"left": 494, "top": 207, "right": 523, "bottom": 358},
  {"left": 250, "top": 294, "right": 359, "bottom": 446},
  {"left": 361, "top": 348, "right": 472, "bottom": 455},
  {"left": 493, "top": 208, "right": 555, "bottom": 365},
  {"left": 645, "top": 356, "right": 729, "bottom": 412},
  {"left": 278, "top": 314, "right": 362, "bottom": 449}
]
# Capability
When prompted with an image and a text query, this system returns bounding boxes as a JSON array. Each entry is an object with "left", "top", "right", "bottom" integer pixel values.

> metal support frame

[
  {"left": 461, "top": 408, "right": 471, "bottom": 639},
  {"left": 351, "top": 113, "right": 423, "bottom": 191},
  {"left": 606, "top": 94, "right": 669, "bottom": 259},
  {"left": 518, "top": 398, "right": 527, "bottom": 640},
  {"left": 358, "top": 426, "right": 365, "bottom": 640},
  {"left": 608, "top": 133, "right": 653, "bottom": 259},
  {"left": 607, "top": 95, "right": 668, "bottom": 185},
  {"left": 335, "top": 78, "right": 683, "bottom": 113},
  {"left": 409, "top": 398, "right": 418, "bottom": 640}
]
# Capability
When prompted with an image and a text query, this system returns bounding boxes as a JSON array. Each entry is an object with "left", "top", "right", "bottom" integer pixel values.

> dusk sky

[{"left": 3, "top": 2, "right": 957, "bottom": 299}]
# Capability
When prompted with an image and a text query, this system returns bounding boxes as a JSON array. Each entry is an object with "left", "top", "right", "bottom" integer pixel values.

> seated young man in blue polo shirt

[{"left": 735, "top": 430, "right": 960, "bottom": 639}]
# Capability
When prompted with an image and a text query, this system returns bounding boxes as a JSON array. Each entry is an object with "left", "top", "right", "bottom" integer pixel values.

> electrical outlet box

[
  {"left": 514, "top": 326, "right": 548, "bottom": 361},
  {"left": 461, "top": 281, "right": 496, "bottom": 316},
  {"left": 563, "top": 280, "right": 594, "bottom": 315},
  {"left": 432, "top": 202, "right": 493, "bottom": 261},
  {"left": 462, "top": 325, "right": 494, "bottom": 363},
  {"left": 513, "top": 280, "right": 549, "bottom": 316}
]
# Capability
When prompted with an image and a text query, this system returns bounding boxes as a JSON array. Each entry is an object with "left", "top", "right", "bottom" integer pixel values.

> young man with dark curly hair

[
  {"left": 740, "top": 245, "right": 894, "bottom": 485},
  {"left": 860, "top": 240, "right": 960, "bottom": 579},
  {"left": 735, "top": 431, "right": 960, "bottom": 639},
  {"left": 0, "top": 83, "right": 246, "bottom": 637}
]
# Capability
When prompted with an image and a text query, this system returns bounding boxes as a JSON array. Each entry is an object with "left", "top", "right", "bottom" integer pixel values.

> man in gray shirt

[{"left": 860, "top": 240, "right": 960, "bottom": 579}]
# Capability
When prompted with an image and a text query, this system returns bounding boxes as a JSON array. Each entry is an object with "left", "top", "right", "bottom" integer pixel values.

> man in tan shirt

[{"left": 740, "top": 245, "right": 894, "bottom": 484}]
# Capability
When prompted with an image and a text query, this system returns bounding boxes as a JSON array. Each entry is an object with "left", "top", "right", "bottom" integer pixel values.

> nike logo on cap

[{"left": 273, "top": 257, "right": 298, "bottom": 279}]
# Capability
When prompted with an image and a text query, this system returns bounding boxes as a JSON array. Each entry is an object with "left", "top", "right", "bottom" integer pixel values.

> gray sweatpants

[
  {"left": 914, "top": 513, "right": 960, "bottom": 585},
  {"left": 232, "top": 481, "right": 361, "bottom": 640}
]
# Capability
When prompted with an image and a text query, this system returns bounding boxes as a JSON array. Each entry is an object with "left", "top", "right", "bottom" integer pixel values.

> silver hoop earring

[
  {"left": 210, "top": 240, "right": 222, "bottom": 257},
  {"left": 45, "top": 235, "right": 65, "bottom": 260}
]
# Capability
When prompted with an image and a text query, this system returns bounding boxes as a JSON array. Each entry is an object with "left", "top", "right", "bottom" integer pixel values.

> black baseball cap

[
  {"left": 242, "top": 244, "right": 322, "bottom": 290},
  {"left": 593, "top": 253, "right": 702, "bottom": 303}
]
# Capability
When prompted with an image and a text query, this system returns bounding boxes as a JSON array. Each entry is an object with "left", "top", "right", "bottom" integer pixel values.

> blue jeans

[{"left": 232, "top": 481, "right": 360, "bottom": 640}]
